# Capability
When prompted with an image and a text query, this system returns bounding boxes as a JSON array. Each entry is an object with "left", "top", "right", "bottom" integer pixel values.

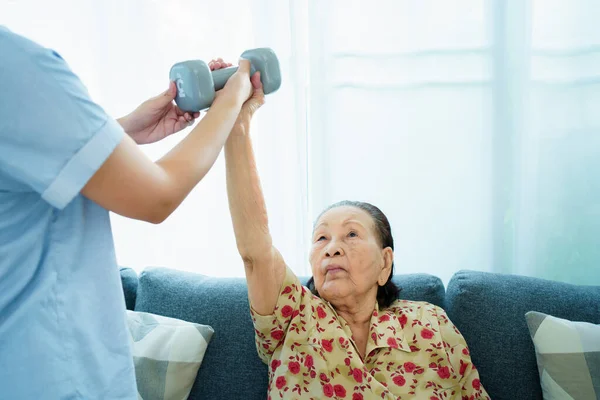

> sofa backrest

[
  {"left": 120, "top": 267, "right": 138, "bottom": 311},
  {"left": 445, "top": 270, "right": 600, "bottom": 400},
  {"left": 127, "top": 267, "right": 445, "bottom": 400}
]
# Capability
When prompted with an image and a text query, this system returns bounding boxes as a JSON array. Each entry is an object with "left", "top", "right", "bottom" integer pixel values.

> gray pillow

[
  {"left": 525, "top": 311, "right": 600, "bottom": 400},
  {"left": 127, "top": 310, "right": 214, "bottom": 400}
]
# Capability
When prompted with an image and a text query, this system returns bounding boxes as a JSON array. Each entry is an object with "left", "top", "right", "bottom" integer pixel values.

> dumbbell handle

[{"left": 211, "top": 65, "right": 257, "bottom": 91}]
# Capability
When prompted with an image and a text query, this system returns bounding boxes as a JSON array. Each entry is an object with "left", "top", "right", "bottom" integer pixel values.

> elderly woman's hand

[{"left": 230, "top": 71, "right": 265, "bottom": 136}]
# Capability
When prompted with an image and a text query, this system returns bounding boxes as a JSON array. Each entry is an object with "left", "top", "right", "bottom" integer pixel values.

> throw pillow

[
  {"left": 525, "top": 311, "right": 599, "bottom": 400},
  {"left": 126, "top": 310, "right": 214, "bottom": 400}
]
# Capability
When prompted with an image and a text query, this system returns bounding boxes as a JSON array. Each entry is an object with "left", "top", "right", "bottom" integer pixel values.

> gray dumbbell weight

[{"left": 169, "top": 47, "right": 281, "bottom": 112}]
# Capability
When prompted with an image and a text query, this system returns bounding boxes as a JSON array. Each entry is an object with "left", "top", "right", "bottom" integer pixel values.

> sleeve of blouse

[
  {"left": 249, "top": 266, "right": 305, "bottom": 364},
  {"left": 436, "top": 307, "right": 491, "bottom": 400}
]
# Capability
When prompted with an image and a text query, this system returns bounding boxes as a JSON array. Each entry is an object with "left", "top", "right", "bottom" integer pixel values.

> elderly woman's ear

[{"left": 378, "top": 247, "right": 394, "bottom": 286}]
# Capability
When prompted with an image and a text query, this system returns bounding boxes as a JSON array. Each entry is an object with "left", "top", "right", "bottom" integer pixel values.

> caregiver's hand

[{"left": 118, "top": 58, "right": 232, "bottom": 145}]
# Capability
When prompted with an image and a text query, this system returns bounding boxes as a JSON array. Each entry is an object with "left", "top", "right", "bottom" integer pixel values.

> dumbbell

[{"left": 169, "top": 47, "right": 282, "bottom": 112}]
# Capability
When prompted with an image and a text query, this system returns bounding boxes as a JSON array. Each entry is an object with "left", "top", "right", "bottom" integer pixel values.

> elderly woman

[{"left": 224, "top": 74, "right": 490, "bottom": 399}]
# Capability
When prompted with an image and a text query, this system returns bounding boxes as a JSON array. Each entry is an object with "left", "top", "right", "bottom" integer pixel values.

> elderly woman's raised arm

[{"left": 224, "top": 76, "right": 287, "bottom": 316}]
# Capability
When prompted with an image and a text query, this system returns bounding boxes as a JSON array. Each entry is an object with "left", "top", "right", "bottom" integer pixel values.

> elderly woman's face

[{"left": 309, "top": 206, "right": 390, "bottom": 303}]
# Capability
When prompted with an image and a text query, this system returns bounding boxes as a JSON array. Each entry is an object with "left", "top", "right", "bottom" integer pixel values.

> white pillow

[
  {"left": 126, "top": 310, "right": 214, "bottom": 400},
  {"left": 525, "top": 311, "right": 600, "bottom": 400}
]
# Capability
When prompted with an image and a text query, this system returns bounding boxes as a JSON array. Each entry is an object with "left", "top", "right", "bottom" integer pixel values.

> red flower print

[
  {"left": 421, "top": 328, "right": 434, "bottom": 339},
  {"left": 271, "top": 359, "right": 281, "bottom": 371},
  {"left": 334, "top": 384, "right": 347, "bottom": 397},
  {"left": 353, "top": 394, "right": 364, "bottom": 400},
  {"left": 276, "top": 376, "right": 286, "bottom": 389},
  {"left": 393, "top": 375, "right": 406, "bottom": 386},
  {"left": 371, "top": 332, "right": 377, "bottom": 342},
  {"left": 463, "top": 348, "right": 470, "bottom": 355},
  {"left": 378, "top": 314, "right": 390, "bottom": 322},
  {"left": 353, "top": 368, "right": 363, "bottom": 383},
  {"left": 320, "top": 373, "right": 329, "bottom": 382},
  {"left": 404, "top": 362, "right": 416, "bottom": 373},
  {"left": 288, "top": 361, "right": 300, "bottom": 374},
  {"left": 437, "top": 366, "right": 450, "bottom": 379},
  {"left": 310, "top": 370, "right": 316, "bottom": 378},
  {"left": 399, "top": 313, "right": 408, "bottom": 328},
  {"left": 339, "top": 337, "right": 346, "bottom": 345},
  {"left": 344, "top": 357, "right": 351, "bottom": 366},
  {"left": 410, "top": 345, "right": 419, "bottom": 352},
  {"left": 304, "top": 355, "right": 314, "bottom": 368},
  {"left": 270, "top": 330, "right": 284, "bottom": 341},
  {"left": 282, "top": 286, "right": 292, "bottom": 294},
  {"left": 429, "top": 362, "right": 437, "bottom": 368},
  {"left": 323, "top": 383, "right": 334, "bottom": 398},
  {"left": 281, "top": 305, "right": 293, "bottom": 318},
  {"left": 460, "top": 360, "right": 468, "bottom": 376},
  {"left": 387, "top": 337, "right": 399, "bottom": 348},
  {"left": 472, "top": 379, "right": 481, "bottom": 390},
  {"left": 317, "top": 306, "right": 327, "bottom": 319},
  {"left": 322, "top": 339, "right": 334, "bottom": 352}
]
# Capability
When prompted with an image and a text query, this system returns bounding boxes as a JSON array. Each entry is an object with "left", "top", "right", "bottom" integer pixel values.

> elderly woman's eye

[
  {"left": 348, "top": 231, "right": 358, "bottom": 238},
  {"left": 317, "top": 236, "right": 326, "bottom": 241}
]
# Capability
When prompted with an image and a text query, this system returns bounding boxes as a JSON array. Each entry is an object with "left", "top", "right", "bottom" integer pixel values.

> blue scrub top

[{"left": 0, "top": 27, "right": 137, "bottom": 399}]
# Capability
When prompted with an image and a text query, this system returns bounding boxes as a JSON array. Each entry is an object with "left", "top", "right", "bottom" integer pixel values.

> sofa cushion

[
  {"left": 134, "top": 267, "right": 445, "bottom": 400},
  {"left": 127, "top": 310, "right": 214, "bottom": 400},
  {"left": 445, "top": 270, "right": 600, "bottom": 400},
  {"left": 120, "top": 267, "right": 138, "bottom": 311},
  {"left": 525, "top": 311, "right": 600, "bottom": 400}
]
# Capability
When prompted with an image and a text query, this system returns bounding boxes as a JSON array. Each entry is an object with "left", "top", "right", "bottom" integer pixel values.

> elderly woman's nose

[{"left": 325, "top": 239, "right": 344, "bottom": 257}]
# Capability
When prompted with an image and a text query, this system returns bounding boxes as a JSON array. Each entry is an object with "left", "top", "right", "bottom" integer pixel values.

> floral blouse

[{"left": 250, "top": 267, "right": 490, "bottom": 400}]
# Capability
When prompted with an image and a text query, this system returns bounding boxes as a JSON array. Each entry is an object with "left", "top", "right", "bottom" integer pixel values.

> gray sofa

[{"left": 120, "top": 267, "right": 600, "bottom": 400}]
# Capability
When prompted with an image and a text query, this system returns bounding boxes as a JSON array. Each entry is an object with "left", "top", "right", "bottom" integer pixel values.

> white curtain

[
  {"left": 306, "top": 0, "right": 600, "bottom": 285},
  {"left": 2, "top": 1, "right": 599, "bottom": 285}
]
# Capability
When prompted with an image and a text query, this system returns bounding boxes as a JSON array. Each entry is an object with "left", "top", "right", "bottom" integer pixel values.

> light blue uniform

[{"left": 0, "top": 27, "right": 137, "bottom": 398}]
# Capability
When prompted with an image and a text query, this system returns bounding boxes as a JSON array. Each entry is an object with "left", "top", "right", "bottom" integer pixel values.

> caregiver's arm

[
  {"left": 225, "top": 74, "right": 286, "bottom": 315},
  {"left": 82, "top": 61, "right": 253, "bottom": 224}
]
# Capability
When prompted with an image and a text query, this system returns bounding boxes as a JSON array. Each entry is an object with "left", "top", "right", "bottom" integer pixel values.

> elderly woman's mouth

[{"left": 325, "top": 264, "right": 346, "bottom": 274}]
